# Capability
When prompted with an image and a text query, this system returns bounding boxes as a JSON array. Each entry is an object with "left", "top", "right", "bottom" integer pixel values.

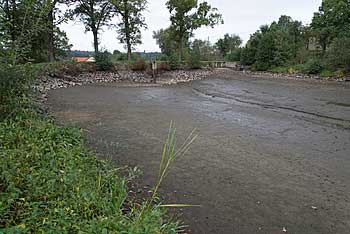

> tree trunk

[
  {"left": 92, "top": 29, "right": 99, "bottom": 54},
  {"left": 178, "top": 37, "right": 183, "bottom": 63},
  {"left": 127, "top": 42, "right": 132, "bottom": 61},
  {"left": 47, "top": 9, "right": 55, "bottom": 62},
  {"left": 10, "top": 0, "right": 16, "bottom": 44}
]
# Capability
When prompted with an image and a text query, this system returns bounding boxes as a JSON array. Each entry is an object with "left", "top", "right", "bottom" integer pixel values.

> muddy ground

[{"left": 48, "top": 71, "right": 350, "bottom": 234}]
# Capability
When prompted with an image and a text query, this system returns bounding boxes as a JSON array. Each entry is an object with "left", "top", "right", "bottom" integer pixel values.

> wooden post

[{"left": 152, "top": 60, "right": 157, "bottom": 83}]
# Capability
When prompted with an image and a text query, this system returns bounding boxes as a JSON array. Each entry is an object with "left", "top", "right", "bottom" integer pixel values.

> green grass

[
  {"left": 0, "top": 110, "right": 180, "bottom": 233},
  {"left": 0, "top": 62, "right": 202, "bottom": 233}
]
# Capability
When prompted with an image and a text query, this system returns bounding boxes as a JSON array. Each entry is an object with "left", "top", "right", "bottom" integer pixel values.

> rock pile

[
  {"left": 238, "top": 70, "right": 349, "bottom": 82},
  {"left": 159, "top": 69, "right": 217, "bottom": 85},
  {"left": 33, "top": 69, "right": 219, "bottom": 102}
]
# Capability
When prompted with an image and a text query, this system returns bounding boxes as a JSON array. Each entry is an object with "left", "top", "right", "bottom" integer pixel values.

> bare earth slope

[{"left": 48, "top": 72, "right": 350, "bottom": 234}]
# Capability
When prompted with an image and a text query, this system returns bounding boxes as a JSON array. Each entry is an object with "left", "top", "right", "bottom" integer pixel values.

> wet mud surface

[{"left": 48, "top": 73, "right": 350, "bottom": 234}]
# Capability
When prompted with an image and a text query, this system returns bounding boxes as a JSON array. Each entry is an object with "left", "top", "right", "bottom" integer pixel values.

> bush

[
  {"left": 158, "top": 62, "right": 171, "bottom": 71},
  {"left": 302, "top": 59, "right": 323, "bottom": 74},
  {"left": 0, "top": 64, "right": 36, "bottom": 119},
  {"left": 326, "top": 37, "right": 350, "bottom": 72},
  {"left": 269, "top": 66, "right": 288, "bottom": 73},
  {"left": 95, "top": 51, "right": 113, "bottom": 71},
  {"left": 167, "top": 53, "right": 179, "bottom": 70},
  {"left": 188, "top": 50, "right": 201, "bottom": 69},
  {"left": 131, "top": 59, "right": 147, "bottom": 71},
  {"left": 320, "top": 69, "right": 336, "bottom": 77},
  {"left": 225, "top": 48, "right": 241, "bottom": 62}
]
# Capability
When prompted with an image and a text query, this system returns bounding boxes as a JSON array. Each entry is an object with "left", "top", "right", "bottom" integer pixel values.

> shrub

[
  {"left": 167, "top": 53, "right": 179, "bottom": 70},
  {"left": 95, "top": 51, "right": 113, "bottom": 71},
  {"left": 320, "top": 69, "right": 336, "bottom": 78},
  {"left": 188, "top": 50, "right": 201, "bottom": 69},
  {"left": 302, "top": 59, "right": 323, "bottom": 74},
  {"left": 225, "top": 48, "right": 241, "bottom": 62},
  {"left": 269, "top": 66, "right": 288, "bottom": 73},
  {"left": 326, "top": 37, "right": 350, "bottom": 72},
  {"left": 0, "top": 64, "right": 36, "bottom": 119},
  {"left": 131, "top": 59, "right": 147, "bottom": 71},
  {"left": 158, "top": 62, "right": 171, "bottom": 71}
]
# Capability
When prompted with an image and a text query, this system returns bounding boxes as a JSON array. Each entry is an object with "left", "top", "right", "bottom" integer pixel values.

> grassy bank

[{"left": 0, "top": 64, "right": 179, "bottom": 233}]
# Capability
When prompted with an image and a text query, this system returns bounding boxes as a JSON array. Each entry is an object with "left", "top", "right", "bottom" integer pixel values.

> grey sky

[{"left": 60, "top": 0, "right": 322, "bottom": 53}]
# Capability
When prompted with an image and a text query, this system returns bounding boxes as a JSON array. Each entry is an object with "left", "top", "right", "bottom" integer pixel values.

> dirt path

[{"left": 48, "top": 72, "right": 350, "bottom": 234}]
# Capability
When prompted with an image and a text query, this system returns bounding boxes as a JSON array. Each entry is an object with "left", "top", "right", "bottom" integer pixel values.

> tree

[
  {"left": 53, "top": 26, "right": 73, "bottom": 58},
  {"left": 0, "top": 0, "right": 72, "bottom": 64},
  {"left": 216, "top": 34, "right": 242, "bottom": 57},
  {"left": 73, "top": 0, "right": 113, "bottom": 54},
  {"left": 241, "top": 15, "right": 304, "bottom": 70},
  {"left": 0, "top": 0, "right": 55, "bottom": 64},
  {"left": 327, "top": 37, "right": 350, "bottom": 72},
  {"left": 110, "top": 0, "right": 147, "bottom": 61},
  {"left": 166, "top": 0, "right": 223, "bottom": 62},
  {"left": 240, "top": 31, "right": 262, "bottom": 66},
  {"left": 46, "top": 0, "right": 72, "bottom": 62},
  {"left": 311, "top": 0, "right": 350, "bottom": 51},
  {"left": 153, "top": 28, "right": 180, "bottom": 57}
]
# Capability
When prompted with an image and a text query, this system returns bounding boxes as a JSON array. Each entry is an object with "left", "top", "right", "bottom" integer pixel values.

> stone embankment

[
  {"left": 33, "top": 69, "right": 222, "bottom": 101},
  {"left": 237, "top": 70, "right": 350, "bottom": 82}
]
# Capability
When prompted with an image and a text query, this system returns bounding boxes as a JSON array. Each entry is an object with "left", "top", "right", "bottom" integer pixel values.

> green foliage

[
  {"left": 225, "top": 48, "right": 241, "bottom": 62},
  {"left": 311, "top": 0, "right": 350, "bottom": 51},
  {"left": 0, "top": 113, "right": 179, "bottom": 233},
  {"left": 241, "top": 16, "right": 303, "bottom": 71},
  {"left": 0, "top": 64, "right": 181, "bottom": 233},
  {"left": 188, "top": 49, "right": 201, "bottom": 69},
  {"left": 72, "top": 0, "right": 113, "bottom": 54},
  {"left": 95, "top": 51, "right": 113, "bottom": 71},
  {"left": 0, "top": 64, "right": 36, "bottom": 119},
  {"left": 320, "top": 69, "right": 336, "bottom": 77},
  {"left": 153, "top": 28, "right": 181, "bottom": 57},
  {"left": 0, "top": 0, "right": 71, "bottom": 64},
  {"left": 302, "top": 59, "right": 324, "bottom": 74},
  {"left": 110, "top": 0, "right": 148, "bottom": 60},
  {"left": 326, "top": 37, "right": 350, "bottom": 72},
  {"left": 191, "top": 39, "right": 220, "bottom": 61},
  {"left": 167, "top": 53, "right": 179, "bottom": 70},
  {"left": 166, "top": 0, "right": 223, "bottom": 61},
  {"left": 216, "top": 34, "right": 242, "bottom": 57}
]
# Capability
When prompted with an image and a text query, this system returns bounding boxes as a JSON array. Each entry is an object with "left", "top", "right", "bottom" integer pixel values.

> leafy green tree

[
  {"left": 46, "top": 0, "right": 73, "bottom": 61},
  {"left": 0, "top": 0, "right": 72, "bottom": 64},
  {"left": 327, "top": 37, "right": 350, "bottom": 72},
  {"left": 216, "top": 34, "right": 242, "bottom": 57},
  {"left": 110, "top": 0, "right": 147, "bottom": 61},
  {"left": 153, "top": 28, "right": 181, "bottom": 57},
  {"left": 0, "top": 0, "right": 54, "bottom": 64},
  {"left": 311, "top": 0, "right": 350, "bottom": 51},
  {"left": 191, "top": 39, "right": 218, "bottom": 61},
  {"left": 241, "top": 15, "right": 304, "bottom": 70},
  {"left": 166, "top": 0, "right": 223, "bottom": 62},
  {"left": 73, "top": 0, "right": 113, "bottom": 54},
  {"left": 240, "top": 31, "right": 263, "bottom": 66},
  {"left": 53, "top": 26, "right": 73, "bottom": 58}
]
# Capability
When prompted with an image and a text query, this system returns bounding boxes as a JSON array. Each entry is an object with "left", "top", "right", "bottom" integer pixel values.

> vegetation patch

[{"left": 0, "top": 64, "right": 180, "bottom": 233}]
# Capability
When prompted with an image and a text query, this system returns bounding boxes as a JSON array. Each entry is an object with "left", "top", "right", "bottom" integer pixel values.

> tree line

[
  {"left": 0, "top": 0, "right": 223, "bottom": 65},
  {"left": 240, "top": 0, "right": 350, "bottom": 75},
  {"left": 154, "top": 0, "right": 349, "bottom": 75}
]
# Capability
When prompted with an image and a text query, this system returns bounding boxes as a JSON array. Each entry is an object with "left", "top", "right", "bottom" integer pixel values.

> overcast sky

[{"left": 60, "top": 0, "right": 322, "bottom": 53}]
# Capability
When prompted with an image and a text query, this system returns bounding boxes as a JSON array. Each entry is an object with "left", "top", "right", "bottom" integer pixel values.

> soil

[{"left": 47, "top": 71, "right": 350, "bottom": 234}]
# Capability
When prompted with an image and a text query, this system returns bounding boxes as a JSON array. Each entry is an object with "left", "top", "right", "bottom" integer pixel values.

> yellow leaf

[{"left": 19, "top": 224, "right": 26, "bottom": 229}]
